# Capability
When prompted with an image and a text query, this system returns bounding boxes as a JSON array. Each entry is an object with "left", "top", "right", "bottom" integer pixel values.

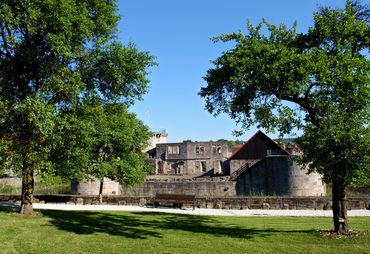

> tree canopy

[
  {"left": 200, "top": 0, "right": 369, "bottom": 232},
  {"left": 50, "top": 102, "right": 152, "bottom": 186},
  {"left": 0, "top": 0, "right": 156, "bottom": 214}
]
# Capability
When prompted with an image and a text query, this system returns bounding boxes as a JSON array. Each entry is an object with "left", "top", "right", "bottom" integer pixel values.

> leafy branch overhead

[
  {"left": 200, "top": 0, "right": 369, "bottom": 233},
  {"left": 0, "top": 0, "right": 156, "bottom": 214},
  {"left": 50, "top": 103, "right": 152, "bottom": 186},
  {"left": 0, "top": 1, "right": 156, "bottom": 106},
  {"left": 201, "top": 2, "right": 369, "bottom": 135}
]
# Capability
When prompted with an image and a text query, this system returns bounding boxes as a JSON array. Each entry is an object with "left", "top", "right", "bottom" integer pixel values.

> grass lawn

[{"left": 0, "top": 207, "right": 368, "bottom": 254}]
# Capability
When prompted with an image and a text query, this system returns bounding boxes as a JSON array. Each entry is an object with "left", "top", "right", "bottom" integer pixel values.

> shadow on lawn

[
  {"left": 40, "top": 210, "right": 316, "bottom": 240},
  {"left": 40, "top": 210, "right": 163, "bottom": 239}
]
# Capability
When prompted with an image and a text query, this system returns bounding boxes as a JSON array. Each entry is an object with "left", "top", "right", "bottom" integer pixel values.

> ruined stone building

[
  {"left": 229, "top": 131, "right": 326, "bottom": 196},
  {"left": 153, "top": 141, "right": 230, "bottom": 176},
  {"left": 73, "top": 130, "right": 326, "bottom": 197},
  {"left": 146, "top": 130, "right": 168, "bottom": 153}
]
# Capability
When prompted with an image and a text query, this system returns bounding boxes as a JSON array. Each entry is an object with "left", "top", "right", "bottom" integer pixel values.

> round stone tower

[
  {"left": 71, "top": 177, "right": 121, "bottom": 195},
  {"left": 265, "top": 156, "right": 326, "bottom": 196}
]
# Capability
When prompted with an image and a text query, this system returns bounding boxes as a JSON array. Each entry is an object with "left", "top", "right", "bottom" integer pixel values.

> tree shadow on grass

[
  {"left": 40, "top": 210, "right": 317, "bottom": 240},
  {"left": 134, "top": 212, "right": 317, "bottom": 239},
  {"left": 40, "top": 210, "right": 163, "bottom": 239},
  {"left": 0, "top": 204, "right": 18, "bottom": 213}
]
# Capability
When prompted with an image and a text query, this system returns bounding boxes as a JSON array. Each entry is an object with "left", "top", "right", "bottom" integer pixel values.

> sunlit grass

[
  {"left": 0, "top": 207, "right": 368, "bottom": 254},
  {"left": 0, "top": 176, "right": 70, "bottom": 195}
]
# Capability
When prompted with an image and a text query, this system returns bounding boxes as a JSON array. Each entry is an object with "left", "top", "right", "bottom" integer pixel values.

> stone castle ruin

[{"left": 72, "top": 130, "right": 326, "bottom": 197}]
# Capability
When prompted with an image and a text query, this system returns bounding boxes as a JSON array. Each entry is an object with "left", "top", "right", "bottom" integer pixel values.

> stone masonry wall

[
  {"left": 235, "top": 156, "right": 326, "bottom": 196},
  {"left": 2, "top": 194, "right": 368, "bottom": 210},
  {"left": 71, "top": 177, "right": 121, "bottom": 195},
  {"left": 120, "top": 179, "right": 236, "bottom": 197}
]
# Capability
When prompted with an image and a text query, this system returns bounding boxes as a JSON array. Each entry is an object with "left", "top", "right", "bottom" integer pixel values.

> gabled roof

[{"left": 229, "top": 130, "right": 289, "bottom": 160}]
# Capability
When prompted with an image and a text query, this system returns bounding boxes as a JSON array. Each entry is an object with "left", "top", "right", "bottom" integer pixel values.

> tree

[
  {"left": 49, "top": 102, "right": 152, "bottom": 202},
  {"left": 0, "top": 0, "right": 156, "bottom": 214},
  {"left": 200, "top": 0, "right": 369, "bottom": 232}
]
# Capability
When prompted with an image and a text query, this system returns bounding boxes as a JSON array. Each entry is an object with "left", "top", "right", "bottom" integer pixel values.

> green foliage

[
  {"left": 225, "top": 139, "right": 245, "bottom": 148},
  {"left": 200, "top": 1, "right": 369, "bottom": 231},
  {"left": 0, "top": 182, "right": 70, "bottom": 195},
  {"left": 0, "top": 0, "right": 156, "bottom": 211},
  {"left": 200, "top": 0, "right": 369, "bottom": 187},
  {"left": 297, "top": 113, "right": 370, "bottom": 187},
  {"left": 49, "top": 103, "right": 152, "bottom": 186}
]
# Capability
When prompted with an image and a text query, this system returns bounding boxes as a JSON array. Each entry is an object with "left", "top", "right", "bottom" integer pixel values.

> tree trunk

[
  {"left": 99, "top": 179, "right": 104, "bottom": 204},
  {"left": 19, "top": 166, "right": 34, "bottom": 215},
  {"left": 332, "top": 180, "right": 348, "bottom": 232}
]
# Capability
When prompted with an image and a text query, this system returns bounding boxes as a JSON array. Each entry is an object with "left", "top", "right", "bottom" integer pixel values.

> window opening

[
  {"left": 201, "top": 161, "right": 207, "bottom": 172},
  {"left": 195, "top": 145, "right": 204, "bottom": 154},
  {"left": 168, "top": 145, "right": 180, "bottom": 154}
]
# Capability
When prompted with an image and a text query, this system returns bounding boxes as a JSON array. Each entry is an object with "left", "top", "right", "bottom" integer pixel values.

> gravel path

[{"left": 1, "top": 201, "right": 369, "bottom": 217}]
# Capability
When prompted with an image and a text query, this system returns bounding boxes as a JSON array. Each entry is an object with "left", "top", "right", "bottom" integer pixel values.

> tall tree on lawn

[
  {"left": 200, "top": 0, "right": 369, "bottom": 232},
  {"left": 0, "top": 0, "right": 156, "bottom": 214}
]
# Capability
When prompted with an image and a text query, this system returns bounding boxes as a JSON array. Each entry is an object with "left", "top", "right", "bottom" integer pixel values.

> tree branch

[
  {"left": 275, "top": 92, "right": 320, "bottom": 127},
  {"left": 0, "top": 22, "right": 11, "bottom": 57}
]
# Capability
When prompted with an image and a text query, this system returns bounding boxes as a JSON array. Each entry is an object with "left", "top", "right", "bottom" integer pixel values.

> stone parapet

[{"left": 1, "top": 195, "right": 369, "bottom": 210}]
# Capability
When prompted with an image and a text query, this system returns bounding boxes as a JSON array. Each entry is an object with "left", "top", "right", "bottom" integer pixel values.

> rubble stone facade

[
  {"left": 72, "top": 130, "right": 327, "bottom": 197},
  {"left": 154, "top": 141, "right": 230, "bottom": 176}
]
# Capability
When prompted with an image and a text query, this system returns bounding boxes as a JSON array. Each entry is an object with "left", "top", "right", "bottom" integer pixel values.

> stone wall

[
  {"left": 265, "top": 156, "right": 326, "bottom": 196},
  {"left": 120, "top": 178, "right": 236, "bottom": 197},
  {"left": 155, "top": 141, "right": 230, "bottom": 176},
  {"left": 71, "top": 177, "right": 237, "bottom": 197},
  {"left": 72, "top": 157, "right": 326, "bottom": 198},
  {"left": 146, "top": 131, "right": 168, "bottom": 151},
  {"left": 71, "top": 177, "right": 121, "bottom": 195},
  {"left": 2, "top": 194, "right": 368, "bottom": 210},
  {"left": 235, "top": 156, "right": 326, "bottom": 196},
  {"left": 230, "top": 159, "right": 248, "bottom": 175},
  {"left": 194, "top": 196, "right": 369, "bottom": 210}
]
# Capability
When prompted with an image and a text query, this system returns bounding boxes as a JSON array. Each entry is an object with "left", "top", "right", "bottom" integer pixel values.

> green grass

[
  {"left": 0, "top": 183, "right": 21, "bottom": 194},
  {"left": 0, "top": 182, "right": 70, "bottom": 195},
  {"left": 34, "top": 183, "right": 70, "bottom": 195},
  {"left": 0, "top": 207, "right": 368, "bottom": 254}
]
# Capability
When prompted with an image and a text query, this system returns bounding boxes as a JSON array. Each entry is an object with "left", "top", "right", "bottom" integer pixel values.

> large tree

[
  {"left": 0, "top": 0, "right": 156, "bottom": 214},
  {"left": 50, "top": 102, "right": 152, "bottom": 200},
  {"left": 200, "top": 0, "right": 369, "bottom": 232}
]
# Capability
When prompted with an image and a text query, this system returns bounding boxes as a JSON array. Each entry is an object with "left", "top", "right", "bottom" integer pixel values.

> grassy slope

[{"left": 0, "top": 208, "right": 368, "bottom": 254}]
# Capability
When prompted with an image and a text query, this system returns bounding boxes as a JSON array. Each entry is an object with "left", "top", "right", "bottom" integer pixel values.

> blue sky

[{"left": 117, "top": 0, "right": 347, "bottom": 142}]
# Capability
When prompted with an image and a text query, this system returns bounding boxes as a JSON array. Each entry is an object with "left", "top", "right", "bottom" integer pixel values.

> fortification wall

[
  {"left": 72, "top": 156, "right": 326, "bottom": 197},
  {"left": 71, "top": 177, "right": 121, "bottom": 195},
  {"left": 2, "top": 194, "right": 368, "bottom": 210},
  {"left": 236, "top": 156, "right": 326, "bottom": 196},
  {"left": 120, "top": 178, "right": 236, "bottom": 197},
  {"left": 267, "top": 156, "right": 325, "bottom": 196}
]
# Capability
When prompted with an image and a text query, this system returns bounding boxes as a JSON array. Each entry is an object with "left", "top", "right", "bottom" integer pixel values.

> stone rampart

[
  {"left": 71, "top": 177, "right": 121, "bottom": 195},
  {"left": 120, "top": 180, "right": 236, "bottom": 197},
  {"left": 1, "top": 194, "right": 368, "bottom": 210},
  {"left": 235, "top": 156, "right": 326, "bottom": 196}
]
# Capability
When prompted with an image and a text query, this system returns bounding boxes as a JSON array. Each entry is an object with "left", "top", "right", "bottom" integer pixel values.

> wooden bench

[{"left": 154, "top": 193, "right": 196, "bottom": 210}]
